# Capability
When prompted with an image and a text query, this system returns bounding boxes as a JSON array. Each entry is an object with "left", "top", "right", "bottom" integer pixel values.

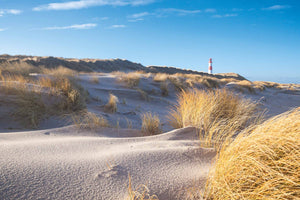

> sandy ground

[
  {"left": 0, "top": 126, "right": 215, "bottom": 199},
  {"left": 0, "top": 73, "right": 300, "bottom": 199}
]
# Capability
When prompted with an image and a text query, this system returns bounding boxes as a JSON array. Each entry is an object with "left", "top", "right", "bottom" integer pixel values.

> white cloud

[
  {"left": 212, "top": 14, "right": 238, "bottom": 18},
  {"left": 33, "top": 0, "right": 156, "bottom": 11},
  {"left": 109, "top": 24, "right": 126, "bottom": 28},
  {"left": 128, "top": 12, "right": 150, "bottom": 19},
  {"left": 127, "top": 7, "right": 215, "bottom": 21},
  {"left": 0, "top": 9, "right": 22, "bottom": 16},
  {"left": 158, "top": 8, "right": 201, "bottom": 16},
  {"left": 7, "top": 9, "right": 22, "bottom": 14},
  {"left": 128, "top": 18, "right": 144, "bottom": 22},
  {"left": 43, "top": 23, "right": 97, "bottom": 30},
  {"left": 232, "top": 8, "right": 243, "bottom": 12},
  {"left": 263, "top": 5, "right": 291, "bottom": 11},
  {"left": 0, "top": 28, "right": 6, "bottom": 31},
  {"left": 204, "top": 8, "right": 216, "bottom": 13}
]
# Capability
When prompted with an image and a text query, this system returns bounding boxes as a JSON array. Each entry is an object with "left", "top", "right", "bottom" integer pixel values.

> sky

[{"left": 0, "top": 0, "right": 299, "bottom": 83}]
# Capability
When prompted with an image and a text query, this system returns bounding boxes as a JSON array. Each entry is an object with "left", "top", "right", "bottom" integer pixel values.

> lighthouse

[{"left": 208, "top": 58, "right": 213, "bottom": 74}]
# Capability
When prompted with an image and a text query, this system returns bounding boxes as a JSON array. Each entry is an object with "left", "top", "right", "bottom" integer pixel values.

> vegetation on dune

[
  {"left": 0, "top": 61, "right": 41, "bottom": 76},
  {"left": 137, "top": 88, "right": 150, "bottom": 101},
  {"left": 104, "top": 93, "right": 118, "bottom": 113},
  {"left": 71, "top": 111, "right": 109, "bottom": 130},
  {"left": 168, "top": 76, "right": 187, "bottom": 91},
  {"left": 42, "top": 66, "right": 77, "bottom": 77},
  {"left": 0, "top": 64, "right": 87, "bottom": 128},
  {"left": 153, "top": 73, "right": 169, "bottom": 82},
  {"left": 168, "top": 89, "right": 262, "bottom": 149},
  {"left": 117, "top": 72, "right": 141, "bottom": 88},
  {"left": 205, "top": 108, "right": 300, "bottom": 200},
  {"left": 126, "top": 174, "right": 159, "bottom": 200},
  {"left": 141, "top": 112, "right": 162, "bottom": 136},
  {"left": 12, "top": 91, "right": 46, "bottom": 128},
  {"left": 160, "top": 82, "right": 169, "bottom": 96},
  {"left": 197, "top": 77, "right": 220, "bottom": 89},
  {"left": 90, "top": 75, "right": 99, "bottom": 84}
]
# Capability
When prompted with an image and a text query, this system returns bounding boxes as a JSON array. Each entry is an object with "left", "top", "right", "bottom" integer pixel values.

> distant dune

[{"left": 0, "top": 54, "right": 246, "bottom": 81}]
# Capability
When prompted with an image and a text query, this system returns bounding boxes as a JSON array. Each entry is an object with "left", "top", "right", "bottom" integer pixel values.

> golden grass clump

[
  {"left": 0, "top": 61, "right": 40, "bottom": 76},
  {"left": 0, "top": 71, "right": 87, "bottom": 128},
  {"left": 232, "top": 80, "right": 255, "bottom": 93},
  {"left": 141, "top": 112, "right": 162, "bottom": 136},
  {"left": 90, "top": 76, "right": 99, "bottom": 84},
  {"left": 252, "top": 81, "right": 266, "bottom": 91},
  {"left": 0, "top": 74, "right": 29, "bottom": 94},
  {"left": 38, "top": 76, "right": 86, "bottom": 111},
  {"left": 205, "top": 108, "right": 300, "bottom": 200},
  {"left": 168, "top": 89, "right": 261, "bottom": 149},
  {"left": 104, "top": 93, "right": 118, "bottom": 113},
  {"left": 197, "top": 77, "right": 219, "bottom": 89},
  {"left": 126, "top": 174, "right": 159, "bottom": 200},
  {"left": 118, "top": 72, "right": 140, "bottom": 88},
  {"left": 153, "top": 73, "right": 169, "bottom": 82},
  {"left": 160, "top": 82, "right": 169, "bottom": 96},
  {"left": 219, "top": 78, "right": 239, "bottom": 85},
  {"left": 71, "top": 111, "right": 109, "bottom": 130},
  {"left": 42, "top": 66, "right": 76, "bottom": 77},
  {"left": 137, "top": 88, "right": 150, "bottom": 101},
  {"left": 169, "top": 76, "right": 187, "bottom": 91},
  {"left": 253, "top": 81, "right": 279, "bottom": 88},
  {"left": 12, "top": 91, "right": 46, "bottom": 128}
]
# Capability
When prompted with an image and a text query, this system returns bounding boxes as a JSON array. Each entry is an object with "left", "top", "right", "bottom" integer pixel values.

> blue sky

[{"left": 0, "top": 0, "right": 299, "bottom": 83}]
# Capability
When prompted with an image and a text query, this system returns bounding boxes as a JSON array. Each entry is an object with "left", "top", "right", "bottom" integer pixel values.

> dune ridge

[
  {"left": 0, "top": 126, "right": 215, "bottom": 199},
  {"left": 0, "top": 54, "right": 245, "bottom": 80}
]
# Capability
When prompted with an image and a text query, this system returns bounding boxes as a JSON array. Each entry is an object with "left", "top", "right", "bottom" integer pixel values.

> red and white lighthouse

[{"left": 208, "top": 58, "right": 213, "bottom": 74}]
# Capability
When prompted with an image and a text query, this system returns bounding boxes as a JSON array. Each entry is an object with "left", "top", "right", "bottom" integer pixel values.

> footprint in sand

[{"left": 94, "top": 165, "right": 127, "bottom": 179}]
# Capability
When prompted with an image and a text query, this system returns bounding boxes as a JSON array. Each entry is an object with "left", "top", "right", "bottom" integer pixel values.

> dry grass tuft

[
  {"left": 219, "top": 78, "right": 239, "bottom": 85},
  {"left": 43, "top": 66, "right": 76, "bottom": 77},
  {"left": 12, "top": 91, "right": 46, "bottom": 128},
  {"left": 71, "top": 111, "right": 109, "bottom": 129},
  {"left": 169, "top": 76, "right": 187, "bottom": 91},
  {"left": 160, "top": 82, "right": 169, "bottom": 96},
  {"left": 205, "top": 108, "right": 300, "bottom": 200},
  {"left": 126, "top": 118, "right": 133, "bottom": 129},
  {"left": 118, "top": 72, "right": 140, "bottom": 88},
  {"left": 168, "top": 89, "right": 261, "bottom": 149},
  {"left": 0, "top": 61, "right": 41, "bottom": 76},
  {"left": 197, "top": 77, "right": 219, "bottom": 89},
  {"left": 0, "top": 66, "right": 87, "bottom": 128},
  {"left": 126, "top": 174, "right": 159, "bottom": 200},
  {"left": 90, "top": 76, "right": 99, "bottom": 84},
  {"left": 153, "top": 73, "right": 169, "bottom": 82},
  {"left": 137, "top": 88, "right": 150, "bottom": 101},
  {"left": 38, "top": 76, "right": 86, "bottom": 112},
  {"left": 252, "top": 81, "right": 266, "bottom": 91},
  {"left": 233, "top": 80, "right": 255, "bottom": 93},
  {"left": 141, "top": 112, "right": 162, "bottom": 136},
  {"left": 104, "top": 93, "right": 118, "bottom": 113},
  {"left": 253, "top": 81, "right": 279, "bottom": 88}
]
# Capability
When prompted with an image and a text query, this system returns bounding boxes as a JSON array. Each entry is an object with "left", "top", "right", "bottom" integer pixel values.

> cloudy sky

[{"left": 0, "top": 0, "right": 299, "bottom": 83}]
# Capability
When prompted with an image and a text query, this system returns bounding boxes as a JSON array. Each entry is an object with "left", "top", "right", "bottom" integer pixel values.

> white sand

[{"left": 0, "top": 126, "right": 215, "bottom": 199}]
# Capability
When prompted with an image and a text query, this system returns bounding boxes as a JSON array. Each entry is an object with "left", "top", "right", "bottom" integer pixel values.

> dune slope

[{"left": 0, "top": 126, "right": 215, "bottom": 199}]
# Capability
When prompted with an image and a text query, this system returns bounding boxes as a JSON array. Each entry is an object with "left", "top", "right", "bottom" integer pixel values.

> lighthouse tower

[{"left": 208, "top": 58, "right": 213, "bottom": 74}]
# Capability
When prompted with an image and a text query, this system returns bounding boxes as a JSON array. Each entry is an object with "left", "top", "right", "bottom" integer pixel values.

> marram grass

[
  {"left": 168, "top": 89, "right": 262, "bottom": 149},
  {"left": 205, "top": 108, "right": 300, "bottom": 200}
]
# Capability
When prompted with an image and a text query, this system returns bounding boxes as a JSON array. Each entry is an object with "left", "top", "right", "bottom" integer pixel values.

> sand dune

[
  {"left": 0, "top": 126, "right": 215, "bottom": 199},
  {"left": 1, "top": 69, "right": 300, "bottom": 199},
  {"left": 0, "top": 54, "right": 245, "bottom": 80}
]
